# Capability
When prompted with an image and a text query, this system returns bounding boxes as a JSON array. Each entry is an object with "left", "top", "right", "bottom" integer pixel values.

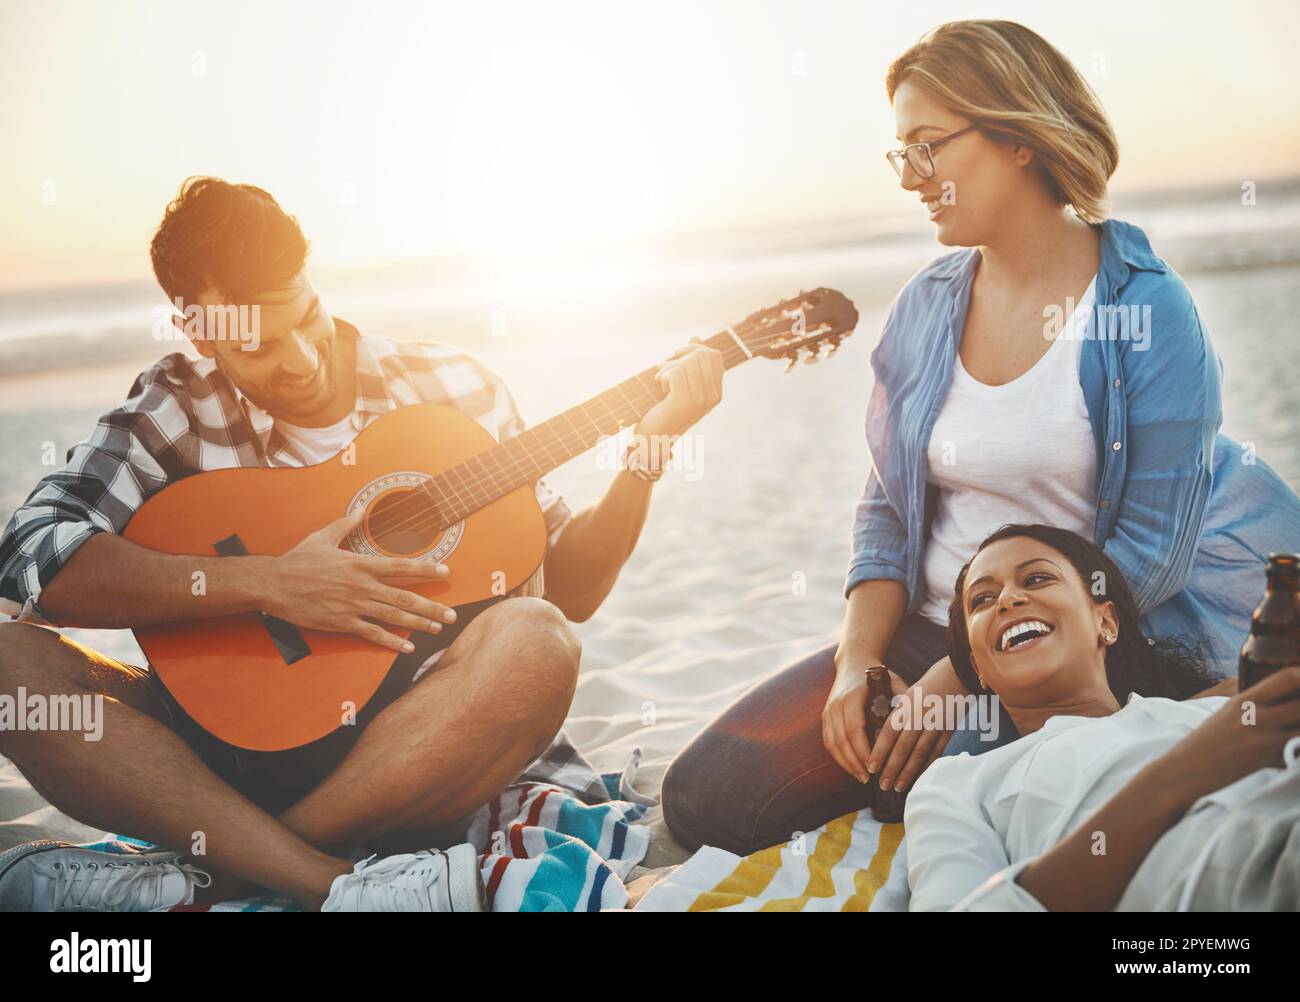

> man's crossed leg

[{"left": 0, "top": 597, "right": 580, "bottom": 910}]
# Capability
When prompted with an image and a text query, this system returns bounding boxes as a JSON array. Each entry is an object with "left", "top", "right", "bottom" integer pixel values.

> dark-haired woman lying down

[{"left": 906, "top": 524, "right": 1300, "bottom": 912}]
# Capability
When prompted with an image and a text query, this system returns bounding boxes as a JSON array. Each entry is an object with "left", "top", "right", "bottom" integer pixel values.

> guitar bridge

[{"left": 212, "top": 532, "right": 312, "bottom": 665}]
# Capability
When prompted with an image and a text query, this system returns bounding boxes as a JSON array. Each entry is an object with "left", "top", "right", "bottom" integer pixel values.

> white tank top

[{"left": 918, "top": 276, "right": 1099, "bottom": 626}]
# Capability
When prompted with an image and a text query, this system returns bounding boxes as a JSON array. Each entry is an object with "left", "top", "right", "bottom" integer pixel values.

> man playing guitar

[{"left": 0, "top": 177, "right": 724, "bottom": 911}]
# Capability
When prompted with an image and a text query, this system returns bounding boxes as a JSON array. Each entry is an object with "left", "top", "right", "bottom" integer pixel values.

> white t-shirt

[
  {"left": 274, "top": 413, "right": 359, "bottom": 465},
  {"left": 917, "top": 276, "right": 1099, "bottom": 626},
  {"left": 905, "top": 694, "right": 1300, "bottom": 911}
]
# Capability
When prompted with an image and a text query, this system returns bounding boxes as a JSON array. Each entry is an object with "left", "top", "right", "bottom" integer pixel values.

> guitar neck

[{"left": 424, "top": 328, "right": 753, "bottom": 525}]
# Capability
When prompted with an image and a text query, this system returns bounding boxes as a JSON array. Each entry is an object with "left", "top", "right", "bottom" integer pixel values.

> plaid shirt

[{"left": 0, "top": 318, "right": 572, "bottom": 624}]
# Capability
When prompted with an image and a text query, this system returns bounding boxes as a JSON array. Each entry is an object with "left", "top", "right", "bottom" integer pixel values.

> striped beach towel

[
  {"left": 468, "top": 773, "right": 650, "bottom": 911},
  {"left": 635, "top": 809, "right": 911, "bottom": 912},
  {"left": 80, "top": 730, "right": 652, "bottom": 912},
  {"left": 472, "top": 739, "right": 654, "bottom": 911}
]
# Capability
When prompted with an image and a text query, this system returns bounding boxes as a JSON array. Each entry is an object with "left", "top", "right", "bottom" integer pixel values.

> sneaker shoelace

[
  {"left": 334, "top": 851, "right": 449, "bottom": 911},
  {"left": 46, "top": 856, "right": 213, "bottom": 911}
]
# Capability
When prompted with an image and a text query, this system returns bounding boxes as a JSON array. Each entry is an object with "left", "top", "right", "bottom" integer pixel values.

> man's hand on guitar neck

[
  {"left": 635, "top": 338, "right": 725, "bottom": 441},
  {"left": 258, "top": 508, "right": 455, "bottom": 655}
]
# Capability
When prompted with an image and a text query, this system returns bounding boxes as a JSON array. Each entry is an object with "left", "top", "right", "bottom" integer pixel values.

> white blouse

[
  {"left": 905, "top": 693, "right": 1300, "bottom": 911},
  {"left": 918, "top": 275, "right": 1099, "bottom": 626}
]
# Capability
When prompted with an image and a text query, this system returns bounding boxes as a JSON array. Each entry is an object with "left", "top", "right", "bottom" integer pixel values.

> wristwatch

[{"left": 623, "top": 439, "right": 672, "bottom": 482}]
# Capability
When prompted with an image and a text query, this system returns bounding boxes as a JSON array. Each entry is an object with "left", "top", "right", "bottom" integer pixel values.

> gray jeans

[{"left": 661, "top": 613, "right": 1019, "bottom": 855}]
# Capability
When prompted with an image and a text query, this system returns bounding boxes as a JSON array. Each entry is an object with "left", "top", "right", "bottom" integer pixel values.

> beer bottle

[
  {"left": 1238, "top": 553, "right": 1300, "bottom": 691},
  {"left": 864, "top": 667, "right": 906, "bottom": 823}
]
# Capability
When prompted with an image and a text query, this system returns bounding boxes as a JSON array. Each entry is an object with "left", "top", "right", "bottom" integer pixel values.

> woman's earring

[{"left": 1102, "top": 632, "right": 1115, "bottom": 645}]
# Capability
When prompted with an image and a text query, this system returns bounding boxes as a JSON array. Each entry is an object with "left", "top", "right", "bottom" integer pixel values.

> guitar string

[
  {"left": 359, "top": 312, "right": 829, "bottom": 545},
  {"left": 361, "top": 350, "right": 728, "bottom": 544},
  {"left": 359, "top": 317, "right": 821, "bottom": 545},
  {"left": 359, "top": 325, "right": 772, "bottom": 543},
  {"left": 374, "top": 384, "right": 660, "bottom": 540},
  {"left": 360, "top": 367, "right": 680, "bottom": 543},
  {"left": 363, "top": 310, "right": 843, "bottom": 544}
]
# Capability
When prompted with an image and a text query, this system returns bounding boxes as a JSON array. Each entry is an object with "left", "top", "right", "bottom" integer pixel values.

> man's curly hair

[{"left": 149, "top": 176, "right": 310, "bottom": 305}]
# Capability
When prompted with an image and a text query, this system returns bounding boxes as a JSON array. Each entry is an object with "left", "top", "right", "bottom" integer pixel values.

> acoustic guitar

[{"left": 123, "top": 288, "right": 859, "bottom": 753}]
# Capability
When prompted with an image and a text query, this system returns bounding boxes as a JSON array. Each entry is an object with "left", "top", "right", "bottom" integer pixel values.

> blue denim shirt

[{"left": 847, "top": 218, "right": 1300, "bottom": 675}]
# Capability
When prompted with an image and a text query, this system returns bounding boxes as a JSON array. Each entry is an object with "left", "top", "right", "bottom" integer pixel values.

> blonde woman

[{"left": 662, "top": 20, "right": 1300, "bottom": 856}]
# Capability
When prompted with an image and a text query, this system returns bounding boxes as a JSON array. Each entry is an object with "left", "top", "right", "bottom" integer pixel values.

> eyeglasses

[{"left": 886, "top": 124, "right": 979, "bottom": 180}]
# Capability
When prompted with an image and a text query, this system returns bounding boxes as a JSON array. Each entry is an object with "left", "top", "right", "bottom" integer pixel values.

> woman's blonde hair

[{"left": 886, "top": 20, "right": 1119, "bottom": 223}]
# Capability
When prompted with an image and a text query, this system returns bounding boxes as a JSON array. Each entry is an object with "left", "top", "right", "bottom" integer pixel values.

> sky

[{"left": 2, "top": 0, "right": 1298, "bottom": 291}]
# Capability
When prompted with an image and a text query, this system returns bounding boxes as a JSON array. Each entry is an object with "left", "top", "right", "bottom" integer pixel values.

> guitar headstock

[{"left": 733, "top": 288, "right": 859, "bottom": 371}]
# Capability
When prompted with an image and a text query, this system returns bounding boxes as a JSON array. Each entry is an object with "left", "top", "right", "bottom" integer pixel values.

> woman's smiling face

[
  {"left": 891, "top": 78, "right": 1040, "bottom": 247},
  {"left": 960, "top": 535, "right": 1118, "bottom": 701}
]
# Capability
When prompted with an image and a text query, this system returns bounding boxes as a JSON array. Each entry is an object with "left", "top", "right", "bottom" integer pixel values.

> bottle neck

[{"left": 1265, "top": 572, "right": 1300, "bottom": 595}]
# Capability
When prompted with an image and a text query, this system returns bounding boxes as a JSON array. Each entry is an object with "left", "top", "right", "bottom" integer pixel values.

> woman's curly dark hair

[{"left": 946, "top": 523, "right": 1217, "bottom": 703}]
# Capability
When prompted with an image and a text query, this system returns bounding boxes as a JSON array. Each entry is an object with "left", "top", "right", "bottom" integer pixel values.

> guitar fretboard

[{"left": 421, "top": 327, "right": 753, "bottom": 526}]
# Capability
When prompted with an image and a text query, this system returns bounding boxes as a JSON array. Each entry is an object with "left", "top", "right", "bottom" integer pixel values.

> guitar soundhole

[{"left": 365, "top": 488, "right": 440, "bottom": 556}]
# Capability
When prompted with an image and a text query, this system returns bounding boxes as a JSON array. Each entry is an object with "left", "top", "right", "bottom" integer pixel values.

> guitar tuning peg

[
  {"left": 783, "top": 355, "right": 798, "bottom": 373},
  {"left": 803, "top": 349, "right": 820, "bottom": 365},
  {"left": 824, "top": 339, "right": 841, "bottom": 356}
]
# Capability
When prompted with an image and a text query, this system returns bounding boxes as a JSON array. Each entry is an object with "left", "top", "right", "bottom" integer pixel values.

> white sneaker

[
  {"left": 0, "top": 840, "right": 212, "bottom": 912},
  {"left": 322, "top": 843, "right": 485, "bottom": 912}
]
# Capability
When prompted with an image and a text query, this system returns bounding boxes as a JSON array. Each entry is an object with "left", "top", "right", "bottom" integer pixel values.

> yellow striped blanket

[{"left": 635, "top": 810, "right": 910, "bottom": 912}]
